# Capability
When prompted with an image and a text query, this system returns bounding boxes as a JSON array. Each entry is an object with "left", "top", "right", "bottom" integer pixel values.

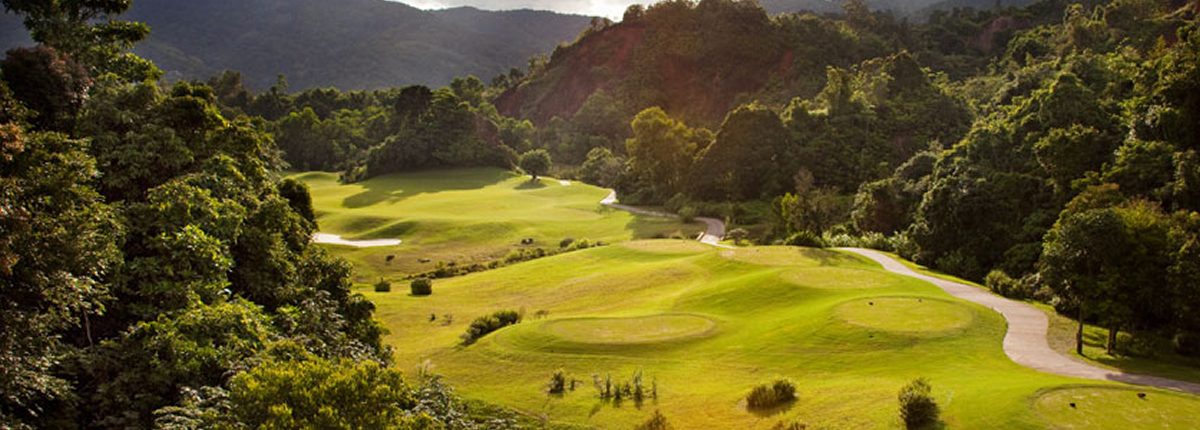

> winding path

[
  {"left": 312, "top": 233, "right": 401, "bottom": 248},
  {"left": 601, "top": 189, "right": 1200, "bottom": 393},
  {"left": 840, "top": 247, "right": 1200, "bottom": 394},
  {"left": 600, "top": 191, "right": 729, "bottom": 247}
]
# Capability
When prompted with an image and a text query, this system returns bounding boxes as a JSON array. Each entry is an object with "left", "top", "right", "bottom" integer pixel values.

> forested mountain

[
  {"left": 0, "top": 0, "right": 595, "bottom": 90},
  {"left": 760, "top": 0, "right": 1038, "bottom": 15},
  {"left": 495, "top": 0, "right": 1023, "bottom": 128}
]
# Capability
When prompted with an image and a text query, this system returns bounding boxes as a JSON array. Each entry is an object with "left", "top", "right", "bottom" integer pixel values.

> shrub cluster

[
  {"left": 410, "top": 278, "right": 432, "bottom": 296},
  {"left": 634, "top": 410, "right": 673, "bottom": 430},
  {"left": 727, "top": 228, "right": 749, "bottom": 244},
  {"left": 374, "top": 279, "right": 392, "bottom": 293},
  {"left": 821, "top": 231, "right": 894, "bottom": 251},
  {"left": 546, "top": 369, "right": 577, "bottom": 394},
  {"left": 460, "top": 310, "right": 522, "bottom": 345},
  {"left": 781, "top": 231, "right": 826, "bottom": 248},
  {"left": 898, "top": 378, "right": 939, "bottom": 429},
  {"left": 746, "top": 379, "right": 797, "bottom": 410},
  {"left": 593, "top": 370, "right": 656, "bottom": 405},
  {"left": 410, "top": 239, "right": 604, "bottom": 280},
  {"left": 983, "top": 270, "right": 1050, "bottom": 301}
]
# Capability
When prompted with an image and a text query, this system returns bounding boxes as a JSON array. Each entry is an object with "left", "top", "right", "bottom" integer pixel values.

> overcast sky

[{"left": 399, "top": 0, "right": 642, "bottom": 19}]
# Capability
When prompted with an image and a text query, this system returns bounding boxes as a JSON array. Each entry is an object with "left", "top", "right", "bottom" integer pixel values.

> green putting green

[
  {"left": 365, "top": 240, "right": 1200, "bottom": 428},
  {"left": 1034, "top": 386, "right": 1200, "bottom": 429},
  {"left": 292, "top": 168, "right": 701, "bottom": 283}
]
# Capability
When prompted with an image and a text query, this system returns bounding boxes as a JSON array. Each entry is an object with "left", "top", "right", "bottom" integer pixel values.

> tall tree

[
  {"left": 1, "top": 123, "right": 119, "bottom": 427},
  {"left": 2, "top": 0, "right": 157, "bottom": 81},
  {"left": 518, "top": 149, "right": 552, "bottom": 182},
  {"left": 624, "top": 107, "right": 707, "bottom": 202}
]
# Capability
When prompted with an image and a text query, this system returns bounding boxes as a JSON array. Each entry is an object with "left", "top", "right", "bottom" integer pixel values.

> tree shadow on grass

[
  {"left": 746, "top": 399, "right": 798, "bottom": 418},
  {"left": 342, "top": 168, "right": 512, "bottom": 208},
  {"left": 803, "top": 248, "right": 868, "bottom": 267},
  {"left": 515, "top": 179, "right": 547, "bottom": 190}
]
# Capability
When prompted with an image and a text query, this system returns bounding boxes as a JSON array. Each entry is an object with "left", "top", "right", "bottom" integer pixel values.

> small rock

[
  {"left": 1138, "top": 393, "right": 1147, "bottom": 399},
  {"left": 1069, "top": 402, "right": 1076, "bottom": 408}
]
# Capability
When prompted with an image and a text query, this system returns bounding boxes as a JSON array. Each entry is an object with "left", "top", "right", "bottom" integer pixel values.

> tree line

[{"left": 0, "top": 1, "right": 521, "bottom": 428}]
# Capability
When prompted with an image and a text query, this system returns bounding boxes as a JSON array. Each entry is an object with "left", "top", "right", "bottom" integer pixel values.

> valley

[{"left": 300, "top": 170, "right": 1200, "bottom": 429}]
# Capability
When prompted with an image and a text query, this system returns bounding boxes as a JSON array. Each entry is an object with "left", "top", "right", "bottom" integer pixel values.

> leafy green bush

[
  {"left": 374, "top": 279, "right": 392, "bottom": 293},
  {"left": 460, "top": 310, "right": 522, "bottom": 345},
  {"left": 727, "top": 227, "right": 749, "bottom": 244},
  {"left": 547, "top": 369, "right": 569, "bottom": 394},
  {"left": 678, "top": 205, "right": 697, "bottom": 223},
  {"left": 559, "top": 237, "right": 575, "bottom": 248},
  {"left": 229, "top": 356, "right": 429, "bottom": 429},
  {"left": 746, "top": 379, "right": 797, "bottom": 409},
  {"left": 984, "top": 270, "right": 1022, "bottom": 298},
  {"left": 634, "top": 410, "right": 674, "bottom": 430},
  {"left": 664, "top": 193, "right": 691, "bottom": 213},
  {"left": 898, "top": 378, "right": 939, "bottom": 429},
  {"left": 889, "top": 232, "right": 920, "bottom": 260},
  {"left": 782, "top": 230, "right": 826, "bottom": 248},
  {"left": 1174, "top": 331, "right": 1200, "bottom": 357},
  {"left": 410, "top": 278, "right": 432, "bottom": 296}
]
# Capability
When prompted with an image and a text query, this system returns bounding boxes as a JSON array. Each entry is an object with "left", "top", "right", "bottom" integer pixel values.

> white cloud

[{"left": 394, "top": 0, "right": 643, "bottom": 19}]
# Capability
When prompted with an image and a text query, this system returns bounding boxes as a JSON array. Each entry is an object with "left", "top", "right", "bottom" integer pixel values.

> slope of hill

[{"left": 1, "top": 0, "right": 594, "bottom": 90}]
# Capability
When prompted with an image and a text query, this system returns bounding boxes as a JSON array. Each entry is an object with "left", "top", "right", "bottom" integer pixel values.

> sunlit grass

[
  {"left": 293, "top": 168, "right": 701, "bottom": 283},
  {"left": 366, "top": 242, "right": 1199, "bottom": 428}
]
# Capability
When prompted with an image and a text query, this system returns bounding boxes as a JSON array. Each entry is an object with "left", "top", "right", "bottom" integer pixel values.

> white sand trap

[
  {"left": 313, "top": 233, "right": 401, "bottom": 248},
  {"left": 559, "top": 179, "right": 571, "bottom": 186}
]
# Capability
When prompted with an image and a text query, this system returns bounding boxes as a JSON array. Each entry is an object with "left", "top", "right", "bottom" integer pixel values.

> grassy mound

[
  {"left": 540, "top": 314, "right": 718, "bottom": 346},
  {"left": 367, "top": 241, "right": 1200, "bottom": 428},
  {"left": 294, "top": 168, "right": 701, "bottom": 282}
]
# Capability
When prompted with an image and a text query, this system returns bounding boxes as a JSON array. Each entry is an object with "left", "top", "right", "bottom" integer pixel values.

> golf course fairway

[
  {"left": 292, "top": 168, "right": 701, "bottom": 282},
  {"left": 366, "top": 240, "right": 1200, "bottom": 429}
]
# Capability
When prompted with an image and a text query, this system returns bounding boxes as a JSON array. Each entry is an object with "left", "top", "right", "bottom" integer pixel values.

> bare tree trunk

[
  {"left": 1075, "top": 304, "right": 1084, "bottom": 356},
  {"left": 1107, "top": 326, "right": 1118, "bottom": 355},
  {"left": 84, "top": 311, "right": 94, "bottom": 346}
]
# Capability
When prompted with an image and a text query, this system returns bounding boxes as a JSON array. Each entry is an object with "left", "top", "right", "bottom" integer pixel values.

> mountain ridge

[{"left": 1, "top": 0, "right": 595, "bottom": 90}]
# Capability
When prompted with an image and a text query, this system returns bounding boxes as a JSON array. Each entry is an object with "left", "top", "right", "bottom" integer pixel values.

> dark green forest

[
  {"left": 3, "top": 0, "right": 1200, "bottom": 428},
  {"left": 0, "top": 1, "right": 523, "bottom": 428}
]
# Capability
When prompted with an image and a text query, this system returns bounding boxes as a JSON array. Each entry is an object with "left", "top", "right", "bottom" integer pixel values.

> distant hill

[
  {"left": 1, "top": 0, "right": 594, "bottom": 90},
  {"left": 760, "top": 0, "right": 1039, "bottom": 16}
]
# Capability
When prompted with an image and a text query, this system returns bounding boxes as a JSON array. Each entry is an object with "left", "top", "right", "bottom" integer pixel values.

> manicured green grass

[
  {"left": 1033, "top": 386, "right": 1200, "bottom": 429},
  {"left": 885, "top": 252, "right": 1200, "bottom": 385},
  {"left": 540, "top": 314, "right": 718, "bottom": 345},
  {"left": 292, "top": 168, "right": 701, "bottom": 283},
  {"left": 367, "top": 241, "right": 1200, "bottom": 428},
  {"left": 834, "top": 297, "right": 974, "bottom": 335},
  {"left": 1043, "top": 305, "right": 1200, "bottom": 385}
]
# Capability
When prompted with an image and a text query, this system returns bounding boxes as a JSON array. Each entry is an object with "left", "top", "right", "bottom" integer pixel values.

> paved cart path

[{"left": 840, "top": 247, "right": 1200, "bottom": 394}]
